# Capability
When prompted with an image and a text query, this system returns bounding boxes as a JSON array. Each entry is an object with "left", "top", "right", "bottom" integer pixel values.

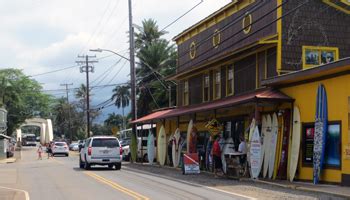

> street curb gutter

[
  {"left": 253, "top": 179, "right": 349, "bottom": 199},
  {"left": 0, "top": 158, "right": 16, "bottom": 164},
  {"left": 130, "top": 162, "right": 350, "bottom": 199}
]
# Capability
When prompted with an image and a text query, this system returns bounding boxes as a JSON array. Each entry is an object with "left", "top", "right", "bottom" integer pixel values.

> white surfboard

[
  {"left": 289, "top": 106, "right": 301, "bottom": 182},
  {"left": 147, "top": 130, "right": 155, "bottom": 165},
  {"left": 172, "top": 128, "right": 181, "bottom": 167},
  {"left": 157, "top": 125, "right": 167, "bottom": 166},
  {"left": 268, "top": 113, "right": 278, "bottom": 179},
  {"left": 250, "top": 126, "right": 262, "bottom": 179},
  {"left": 263, "top": 114, "right": 272, "bottom": 178},
  {"left": 259, "top": 115, "right": 267, "bottom": 176},
  {"left": 249, "top": 118, "right": 256, "bottom": 142},
  {"left": 186, "top": 119, "right": 193, "bottom": 154}
]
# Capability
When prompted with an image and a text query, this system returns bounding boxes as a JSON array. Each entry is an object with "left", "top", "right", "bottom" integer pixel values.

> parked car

[
  {"left": 69, "top": 142, "right": 78, "bottom": 150},
  {"left": 71, "top": 143, "right": 79, "bottom": 151},
  {"left": 51, "top": 142, "right": 69, "bottom": 157},
  {"left": 121, "top": 137, "right": 156, "bottom": 162},
  {"left": 79, "top": 136, "right": 122, "bottom": 170},
  {"left": 120, "top": 138, "right": 131, "bottom": 161},
  {"left": 78, "top": 140, "right": 84, "bottom": 151}
]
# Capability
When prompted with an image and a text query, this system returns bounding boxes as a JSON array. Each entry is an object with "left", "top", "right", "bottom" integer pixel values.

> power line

[
  {"left": 160, "top": 0, "right": 204, "bottom": 32},
  {"left": 28, "top": 65, "right": 78, "bottom": 77}
]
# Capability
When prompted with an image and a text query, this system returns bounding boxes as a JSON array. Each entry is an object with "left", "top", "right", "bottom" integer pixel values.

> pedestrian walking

[
  {"left": 46, "top": 143, "right": 52, "bottom": 159},
  {"left": 37, "top": 145, "right": 43, "bottom": 160},
  {"left": 212, "top": 135, "right": 223, "bottom": 177}
]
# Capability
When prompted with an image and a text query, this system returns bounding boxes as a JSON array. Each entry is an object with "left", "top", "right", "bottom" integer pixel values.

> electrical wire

[
  {"left": 28, "top": 65, "right": 78, "bottom": 77},
  {"left": 160, "top": 0, "right": 204, "bottom": 32}
]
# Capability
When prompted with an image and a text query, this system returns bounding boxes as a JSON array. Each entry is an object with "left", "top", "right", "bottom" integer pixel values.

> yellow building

[{"left": 132, "top": 0, "right": 350, "bottom": 184}]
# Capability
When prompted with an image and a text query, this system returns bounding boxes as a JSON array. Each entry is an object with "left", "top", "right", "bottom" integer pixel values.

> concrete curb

[
  {"left": 129, "top": 162, "right": 350, "bottom": 198},
  {"left": 0, "top": 158, "right": 16, "bottom": 164},
  {"left": 252, "top": 179, "right": 350, "bottom": 199}
]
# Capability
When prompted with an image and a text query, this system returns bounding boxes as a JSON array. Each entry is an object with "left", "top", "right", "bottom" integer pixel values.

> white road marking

[
  {"left": 124, "top": 167, "right": 257, "bottom": 200},
  {"left": 0, "top": 185, "right": 30, "bottom": 200}
]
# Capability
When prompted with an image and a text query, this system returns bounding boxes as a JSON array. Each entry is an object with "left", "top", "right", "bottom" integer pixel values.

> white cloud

[{"left": 0, "top": 0, "right": 232, "bottom": 123}]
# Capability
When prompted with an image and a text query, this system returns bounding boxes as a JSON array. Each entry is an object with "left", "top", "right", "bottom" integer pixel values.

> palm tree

[
  {"left": 135, "top": 19, "right": 167, "bottom": 50},
  {"left": 111, "top": 85, "right": 130, "bottom": 129}
]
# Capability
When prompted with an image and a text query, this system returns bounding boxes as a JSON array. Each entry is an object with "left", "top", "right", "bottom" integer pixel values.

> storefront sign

[
  {"left": 344, "top": 144, "right": 350, "bottom": 160},
  {"left": 304, "top": 126, "right": 314, "bottom": 163},
  {"left": 205, "top": 119, "right": 222, "bottom": 136},
  {"left": 183, "top": 153, "right": 200, "bottom": 174}
]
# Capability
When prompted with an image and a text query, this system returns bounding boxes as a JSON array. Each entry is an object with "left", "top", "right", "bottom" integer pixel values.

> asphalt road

[{"left": 0, "top": 147, "right": 252, "bottom": 200}]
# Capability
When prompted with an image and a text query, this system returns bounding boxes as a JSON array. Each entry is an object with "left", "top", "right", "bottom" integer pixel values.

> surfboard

[
  {"left": 147, "top": 130, "right": 155, "bottom": 165},
  {"left": 289, "top": 106, "right": 301, "bottom": 182},
  {"left": 263, "top": 114, "right": 272, "bottom": 178},
  {"left": 186, "top": 120, "right": 193, "bottom": 154},
  {"left": 259, "top": 115, "right": 267, "bottom": 177},
  {"left": 277, "top": 109, "right": 291, "bottom": 179},
  {"left": 313, "top": 84, "right": 328, "bottom": 184},
  {"left": 157, "top": 125, "right": 167, "bottom": 166},
  {"left": 268, "top": 113, "right": 278, "bottom": 179},
  {"left": 249, "top": 118, "right": 256, "bottom": 142},
  {"left": 250, "top": 126, "right": 262, "bottom": 179},
  {"left": 172, "top": 128, "right": 181, "bottom": 167},
  {"left": 273, "top": 113, "right": 284, "bottom": 179},
  {"left": 247, "top": 118, "right": 256, "bottom": 172}
]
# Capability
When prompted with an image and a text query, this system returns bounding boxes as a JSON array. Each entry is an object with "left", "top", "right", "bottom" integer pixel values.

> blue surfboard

[{"left": 313, "top": 84, "right": 328, "bottom": 184}]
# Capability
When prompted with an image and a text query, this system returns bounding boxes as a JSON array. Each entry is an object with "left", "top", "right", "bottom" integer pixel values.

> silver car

[
  {"left": 79, "top": 136, "right": 122, "bottom": 170},
  {"left": 52, "top": 142, "right": 69, "bottom": 157}
]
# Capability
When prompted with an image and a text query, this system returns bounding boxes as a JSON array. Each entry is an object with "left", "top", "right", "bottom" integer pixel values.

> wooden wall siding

[
  {"left": 257, "top": 51, "right": 266, "bottom": 88},
  {"left": 177, "top": 0, "right": 277, "bottom": 73},
  {"left": 189, "top": 74, "right": 203, "bottom": 105},
  {"left": 266, "top": 47, "right": 277, "bottom": 78},
  {"left": 281, "top": 0, "right": 350, "bottom": 71},
  {"left": 177, "top": 81, "right": 183, "bottom": 107},
  {"left": 209, "top": 71, "right": 213, "bottom": 102},
  {"left": 234, "top": 54, "right": 256, "bottom": 94},
  {"left": 221, "top": 66, "right": 226, "bottom": 98}
]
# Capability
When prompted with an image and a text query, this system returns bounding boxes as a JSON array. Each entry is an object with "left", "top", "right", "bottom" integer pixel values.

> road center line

[
  {"left": 0, "top": 185, "right": 30, "bottom": 200},
  {"left": 84, "top": 171, "right": 149, "bottom": 200}
]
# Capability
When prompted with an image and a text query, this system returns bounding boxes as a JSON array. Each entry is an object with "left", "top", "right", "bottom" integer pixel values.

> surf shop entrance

[{"left": 132, "top": 89, "right": 295, "bottom": 177}]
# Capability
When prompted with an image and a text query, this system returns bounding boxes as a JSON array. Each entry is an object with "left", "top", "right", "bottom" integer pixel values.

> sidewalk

[
  {"left": 131, "top": 161, "right": 350, "bottom": 199},
  {"left": 253, "top": 179, "right": 350, "bottom": 199}
]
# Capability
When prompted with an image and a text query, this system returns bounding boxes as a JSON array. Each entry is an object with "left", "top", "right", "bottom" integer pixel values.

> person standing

[
  {"left": 211, "top": 135, "right": 222, "bottom": 177},
  {"left": 37, "top": 145, "right": 43, "bottom": 160}
]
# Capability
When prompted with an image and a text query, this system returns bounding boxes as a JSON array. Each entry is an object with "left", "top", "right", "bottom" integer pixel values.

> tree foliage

[
  {"left": 135, "top": 19, "right": 177, "bottom": 117},
  {"left": 0, "top": 69, "right": 53, "bottom": 135}
]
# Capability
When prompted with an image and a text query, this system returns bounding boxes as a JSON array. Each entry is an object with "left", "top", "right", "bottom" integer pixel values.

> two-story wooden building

[{"left": 133, "top": 0, "right": 350, "bottom": 184}]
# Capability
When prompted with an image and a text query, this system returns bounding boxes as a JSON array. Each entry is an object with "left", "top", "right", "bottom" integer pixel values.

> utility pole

[
  {"left": 128, "top": 0, "right": 137, "bottom": 162},
  {"left": 76, "top": 55, "right": 97, "bottom": 138},
  {"left": 60, "top": 83, "right": 73, "bottom": 142}
]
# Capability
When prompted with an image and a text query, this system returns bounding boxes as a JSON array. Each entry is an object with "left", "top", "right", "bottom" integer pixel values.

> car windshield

[
  {"left": 55, "top": 142, "right": 66, "bottom": 146},
  {"left": 92, "top": 138, "right": 119, "bottom": 148}
]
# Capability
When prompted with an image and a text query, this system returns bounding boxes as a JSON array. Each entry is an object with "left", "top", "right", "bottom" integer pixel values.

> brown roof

[
  {"left": 262, "top": 57, "right": 350, "bottom": 88},
  {"left": 131, "top": 88, "right": 293, "bottom": 124}
]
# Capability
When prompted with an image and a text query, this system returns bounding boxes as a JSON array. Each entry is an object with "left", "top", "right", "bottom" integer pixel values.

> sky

[{"left": 0, "top": 0, "right": 232, "bottom": 123}]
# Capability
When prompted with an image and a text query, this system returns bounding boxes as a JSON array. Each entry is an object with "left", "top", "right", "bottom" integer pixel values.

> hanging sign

[{"left": 205, "top": 118, "right": 222, "bottom": 136}]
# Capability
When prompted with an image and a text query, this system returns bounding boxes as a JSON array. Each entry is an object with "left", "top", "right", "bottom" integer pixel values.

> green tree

[
  {"left": 111, "top": 85, "right": 130, "bottom": 129},
  {"left": 104, "top": 113, "right": 124, "bottom": 129},
  {"left": 135, "top": 19, "right": 177, "bottom": 117},
  {"left": 0, "top": 69, "right": 53, "bottom": 135}
]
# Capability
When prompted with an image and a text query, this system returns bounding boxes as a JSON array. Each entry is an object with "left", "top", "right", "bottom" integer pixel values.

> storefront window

[
  {"left": 213, "top": 70, "right": 221, "bottom": 100},
  {"left": 227, "top": 65, "right": 234, "bottom": 96},
  {"left": 203, "top": 74, "right": 210, "bottom": 102},
  {"left": 302, "top": 122, "right": 341, "bottom": 168},
  {"left": 183, "top": 80, "right": 189, "bottom": 105}
]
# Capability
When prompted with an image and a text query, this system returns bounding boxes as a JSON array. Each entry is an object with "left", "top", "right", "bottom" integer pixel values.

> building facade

[{"left": 133, "top": 0, "right": 350, "bottom": 184}]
